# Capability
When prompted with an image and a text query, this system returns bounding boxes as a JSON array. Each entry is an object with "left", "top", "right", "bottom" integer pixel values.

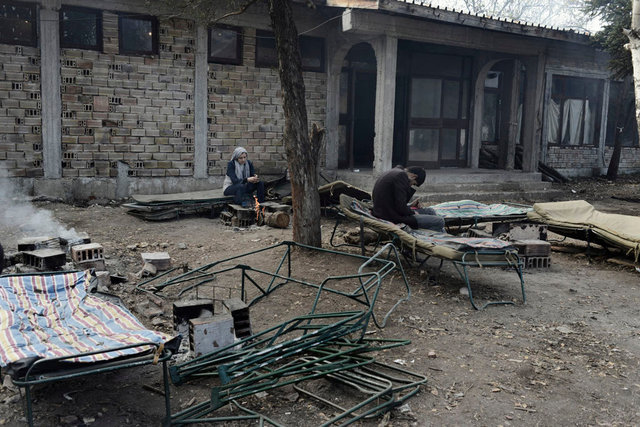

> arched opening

[
  {"left": 478, "top": 59, "right": 526, "bottom": 170},
  {"left": 338, "top": 43, "right": 377, "bottom": 169}
]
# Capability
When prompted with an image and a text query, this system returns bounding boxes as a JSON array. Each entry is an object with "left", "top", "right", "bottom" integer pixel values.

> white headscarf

[{"left": 231, "top": 147, "right": 250, "bottom": 180}]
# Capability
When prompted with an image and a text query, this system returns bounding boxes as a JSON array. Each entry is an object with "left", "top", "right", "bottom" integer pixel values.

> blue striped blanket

[{"left": 0, "top": 271, "right": 170, "bottom": 366}]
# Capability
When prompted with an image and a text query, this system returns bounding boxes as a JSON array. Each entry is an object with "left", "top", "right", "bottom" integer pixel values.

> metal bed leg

[
  {"left": 359, "top": 217, "right": 365, "bottom": 256},
  {"left": 454, "top": 257, "right": 526, "bottom": 310},
  {"left": 162, "top": 358, "right": 172, "bottom": 426},
  {"left": 25, "top": 385, "right": 34, "bottom": 427}
]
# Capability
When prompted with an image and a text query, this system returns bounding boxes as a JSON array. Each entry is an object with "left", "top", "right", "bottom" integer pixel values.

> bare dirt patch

[{"left": 1, "top": 177, "right": 640, "bottom": 426}]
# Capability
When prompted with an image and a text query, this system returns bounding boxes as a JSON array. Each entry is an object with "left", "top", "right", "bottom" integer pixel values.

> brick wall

[
  {"left": 546, "top": 145, "right": 640, "bottom": 176},
  {"left": 0, "top": 44, "right": 42, "bottom": 177},
  {"left": 604, "top": 146, "right": 640, "bottom": 170},
  {"left": 546, "top": 146, "right": 599, "bottom": 172},
  {"left": 207, "top": 27, "right": 326, "bottom": 176},
  {"left": 59, "top": 14, "right": 196, "bottom": 179},
  {"left": 0, "top": 13, "right": 327, "bottom": 182}
]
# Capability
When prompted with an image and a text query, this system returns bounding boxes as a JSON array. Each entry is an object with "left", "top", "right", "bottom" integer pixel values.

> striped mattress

[{"left": 0, "top": 270, "right": 169, "bottom": 366}]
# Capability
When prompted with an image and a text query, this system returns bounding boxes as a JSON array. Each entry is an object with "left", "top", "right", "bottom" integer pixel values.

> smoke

[{"left": 0, "top": 165, "right": 82, "bottom": 241}]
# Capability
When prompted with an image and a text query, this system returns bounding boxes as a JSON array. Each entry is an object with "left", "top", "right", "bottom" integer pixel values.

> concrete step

[{"left": 328, "top": 168, "right": 568, "bottom": 203}]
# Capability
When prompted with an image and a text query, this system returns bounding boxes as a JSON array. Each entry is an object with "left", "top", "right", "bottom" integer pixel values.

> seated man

[{"left": 372, "top": 166, "right": 444, "bottom": 232}]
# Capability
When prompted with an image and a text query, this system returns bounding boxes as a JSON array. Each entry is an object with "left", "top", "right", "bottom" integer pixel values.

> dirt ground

[{"left": 1, "top": 175, "right": 640, "bottom": 426}]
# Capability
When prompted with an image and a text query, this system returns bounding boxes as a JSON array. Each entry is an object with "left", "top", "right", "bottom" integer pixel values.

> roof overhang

[{"left": 327, "top": 0, "right": 592, "bottom": 45}]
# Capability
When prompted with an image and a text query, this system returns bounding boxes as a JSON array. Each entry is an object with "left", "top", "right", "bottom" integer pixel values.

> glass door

[{"left": 406, "top": 53, "right": 470, "bottom": 168}]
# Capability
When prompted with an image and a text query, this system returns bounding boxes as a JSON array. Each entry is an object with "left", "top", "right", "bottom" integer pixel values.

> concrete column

[
  {"left": 371, "top": 35, "right": 397, "bottom": 175},
  {"left": 470, "top": 55, "right": 494, "bottom": 169},
  {"left": 540, "top": 70, "right": 553, "bottom": 164},
  {"left": 40, "top": 0, "right": 62, "bottom": 179},
  {"left": 324, "top": 35, "right": 348, "bottom": 171},
  {"left": 521, "top": 54, "right": 546, "bottom": 172},
  {"left": 193, "top": 25, "right": 208, "bottom": 178},
  {"left": 504, "top": 60, "right": 522, "bottom": 170}
]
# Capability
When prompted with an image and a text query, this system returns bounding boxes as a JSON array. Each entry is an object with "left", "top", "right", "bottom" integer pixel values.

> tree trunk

[
  {"left": 268, "top": 0, "right": 323, "bottom": 247},
  {"left": 628, "top": 0, "right": 640, "bottom": 137},
  {"left": 607, "top": 78, "right": 634, "bottom": 180}
]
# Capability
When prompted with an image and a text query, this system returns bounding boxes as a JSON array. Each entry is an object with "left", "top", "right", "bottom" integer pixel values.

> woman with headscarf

[{"left": 223, "top": 147, "right": 265, "bottom": 206}]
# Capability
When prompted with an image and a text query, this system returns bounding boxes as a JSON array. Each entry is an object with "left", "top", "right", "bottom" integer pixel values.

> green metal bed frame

[
  {"left": 0, "top": 271, "right": 175, "bottom": 426},
  {"left": 12, "top": 342, "right": 173, "bottom": 427},
  {"left": 335, "top": 194, "right": 526, "bottom": 310},
  {"left": 137, "top": 241, "right": 423, "bottom": 425}
]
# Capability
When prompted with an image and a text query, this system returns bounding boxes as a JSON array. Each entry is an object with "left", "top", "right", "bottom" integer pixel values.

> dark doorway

[
  {"left": 338, "top": 43, "right": 376, "bottom": 169},
  {"left": 352, "top": 72, "right": 376, "bottom": 167}
]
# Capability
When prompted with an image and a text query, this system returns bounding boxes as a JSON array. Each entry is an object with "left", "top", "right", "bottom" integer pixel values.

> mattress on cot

[
  {"left": 340, "top": 194, "right": 517, "bottom": 262},
  {"left": 429, "top": 200, "right": 531, "bottom": 225},
  {"left": 0, "top": 270, "right": 171, "bottom": 373},
  {"left": 527, "top": 200, "right": 640, "bottom": 260}
]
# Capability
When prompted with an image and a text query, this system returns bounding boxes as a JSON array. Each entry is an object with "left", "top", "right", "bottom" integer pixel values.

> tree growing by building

[
  {"left": 149, "top": 0, "right": 324, "bottom": 246},
  {"left": 585, "top": 0, "right": 636, "bottom": 179}
]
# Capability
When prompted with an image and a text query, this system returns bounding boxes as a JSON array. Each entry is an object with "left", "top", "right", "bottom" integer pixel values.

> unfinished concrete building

[{"left": 0, "top": 0, "right": 638, "bottom": 201}]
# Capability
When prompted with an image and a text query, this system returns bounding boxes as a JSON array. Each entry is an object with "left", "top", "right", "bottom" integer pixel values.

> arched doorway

[
  {"left": 338, "top": 43, "right": 377, "bottom": 169},
  {"left": 478, "top": 59, "right": 526, "bottom": 170}
]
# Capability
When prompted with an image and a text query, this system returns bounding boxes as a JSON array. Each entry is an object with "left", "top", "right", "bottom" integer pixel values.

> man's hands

[
  {"left": 247, "top": 174, "right": 260, "bottom": 184},
  {"left": 409, "top": 199, "right": 421, "bottom": 209}
]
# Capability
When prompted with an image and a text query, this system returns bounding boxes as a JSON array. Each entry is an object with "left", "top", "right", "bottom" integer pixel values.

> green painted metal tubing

[
  {"left": 455, "top": 250, "right": 526, "bottom": 310},
  {"left": 294, "top": 359, "right": 427, "bottom": 426},
  {"left": 169, "top": 310, "right": 366, "bottom": 384},
  {"left": 12, "top": 342, "right": 172, "bottom": 427},
  {"left": 211, "top": 353, "right": 376, "bottom": 411},
  {"left": 170, "top": 399, "right": 283, "bottom": 426}
]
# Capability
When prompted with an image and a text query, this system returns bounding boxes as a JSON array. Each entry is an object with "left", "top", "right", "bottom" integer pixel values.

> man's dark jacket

[{"left": 371, "top": 166, "right": 418, "bottom": 228}]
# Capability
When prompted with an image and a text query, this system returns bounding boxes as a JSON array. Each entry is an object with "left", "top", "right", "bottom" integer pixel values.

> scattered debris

[{"left": 141, "top": 252, "right": 172, "bottom": 271}]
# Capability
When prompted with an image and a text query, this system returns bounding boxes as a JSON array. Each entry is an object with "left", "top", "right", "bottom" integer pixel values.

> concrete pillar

[
  {"left": 371, "top": 35, "right": 397, "bottom": 175},
  {"left": 504, "top": 60, "right": 522, "bottom": 170},
  {"left": 324, "top": 33, "right": 349, "bottom": 171},
  {"left": 193, "top": 25, "right": 208, "bottom": 178},
  {"left": 40, "top": 0, "right": 62, "bottom": 179},
  {"left": 540, "top": 70, "right": 553, "bottom": 164},
  {"left": 521, "top": 54, "right": 546, "bottom": 172},
  {"left": 470, "top": 55, "right": 494, "bottom": 169}
]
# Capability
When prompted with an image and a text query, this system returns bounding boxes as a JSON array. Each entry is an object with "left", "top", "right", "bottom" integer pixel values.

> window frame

[
  {"left": 59, "top": 5, "right": 103, "bottom": 51},
  {"left": 118, "top": 13, "right": 158, "bottom": 56},
  {"left": 208, "top": 24, "right": 243, "bottom": 65},
  {"left": 255, "top": 29, "right": 325, "bottom": 72},
  {"left": 548, "top": 74, "right": 604, "bottom": 147},
  {"left": 0, "top": 0, "right": 38, "bottom": 47},
  {"left": 299, "top": 35, "right": 325, "bottom": 73}
]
